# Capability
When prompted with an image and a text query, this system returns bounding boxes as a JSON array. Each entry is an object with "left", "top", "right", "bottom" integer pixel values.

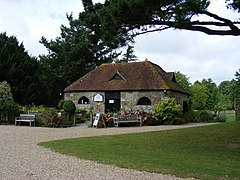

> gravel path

[{"left": 0, "top": 123, "right": 214, "bottom": 180}]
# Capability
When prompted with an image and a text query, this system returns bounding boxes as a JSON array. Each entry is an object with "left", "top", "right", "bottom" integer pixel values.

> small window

[
  {"left": 137, "top": 97, "right": 151, "bottom": 105},
  {"left": 78, "top": 96, "right": 89, "bottom": 104}
]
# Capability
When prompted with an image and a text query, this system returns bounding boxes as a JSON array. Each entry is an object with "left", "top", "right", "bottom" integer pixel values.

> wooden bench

[
  {"left": 114, "top": 114, "right": 142, "bottom": 127},
  {"left": 15, "top": 114, "right": 35, "bottom": 126}
]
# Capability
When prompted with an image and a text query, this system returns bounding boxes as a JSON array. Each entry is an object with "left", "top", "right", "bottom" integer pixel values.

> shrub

[
  {"left": 105, "top": 118, "right": 115, "bottom": 127},
  {"left": 152, "top": 98, "right": 182, "bottom": 125},
  {"left": 0, "top": 81, "right": 15, "bottom": 123},
  {"left": 198, "top": 110, "right": 213, "bottom": 122},
  {"left": 63, "top": 100, "right": 76, "bottom": 114},
  {"left": 144, "top": 116, "right": 159, "bottom": 126},
  {"left": 182, "top": 111, "right": 200, "bottom": 123},
  {"left": 21, "top": 105, "right": 46, "bottom": 113},
  {"left": 39, "top": 108, "right": 64, "bottom": 128},
  {"left": 57, "top": 99, "right": 65, "bottom": 110},
  {"left": 215, "top": 112, "right": 227, "bottom": 122}
]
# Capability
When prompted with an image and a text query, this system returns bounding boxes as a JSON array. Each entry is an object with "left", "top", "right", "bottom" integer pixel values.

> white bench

[
  {"left": 15, "top": 114, "right": 35, "bottom": 126},
  {"left": 114, "top": 114, "right": 142, "bottom": 127}
]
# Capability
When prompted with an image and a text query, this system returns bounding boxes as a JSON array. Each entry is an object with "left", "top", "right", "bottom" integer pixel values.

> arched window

[
  {"left": 137, "top": 97, "right": 151, "bottom": 105},
  {"left": 78, "top": 96, "right": 90, "bottom": 104}
]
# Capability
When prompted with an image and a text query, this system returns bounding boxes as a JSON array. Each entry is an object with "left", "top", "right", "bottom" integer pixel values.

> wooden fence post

[{"left": 235, "top": 98, "right": 240, "bottom": 121}]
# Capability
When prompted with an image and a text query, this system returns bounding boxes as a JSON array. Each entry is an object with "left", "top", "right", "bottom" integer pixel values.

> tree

[
  {"left": 39, "top": 14, "right": 119, "bottom": 106},
  {"left": 0, "top": 32, "right": 41, "bottom": 105},
  {"left": 235, "top": 69, "right": 240, "bottom": 99},
  {"left": 190, "top": 82, "right": 208, "bottom": 110},
  {"left": 218, "top": 80, "right": 236, "bottom": 108},
  {"left": 79, "top": 0, "right": 240, "bottom": 49},
  {"left": 200, "top": 78, "right": 219, "bottom": 110},
  {"left": 115, "top": 45, "right": 138, "bottom": 63},
  {"left": 121, "top": 45, "right": 138, "bottom": 62},
  {"left": 0, "top": 81, "right": 15, "bottom": 121},
  {"left": 175, "top": 71, "right": 191, "bottom": 91}
]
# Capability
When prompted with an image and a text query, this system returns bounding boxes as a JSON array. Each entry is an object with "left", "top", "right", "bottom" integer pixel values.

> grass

[
  {"left": 39, "top": 121, "right": 240, "bottom": 180},
  {"left": 225, "top": 110, "right": 235, "bottom": 122}
]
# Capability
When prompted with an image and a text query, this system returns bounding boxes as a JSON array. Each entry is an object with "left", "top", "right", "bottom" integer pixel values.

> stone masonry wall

[
  {"left": 64, "top": 92, "right": 105, "bottom": 113},
  {"left": 64, "top": 90, "right": 189, "bottom": 113}
]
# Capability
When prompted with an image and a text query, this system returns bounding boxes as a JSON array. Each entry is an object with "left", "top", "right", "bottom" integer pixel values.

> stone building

[{"left": 64, "top": 61, "right": 189, "bottom": 113}]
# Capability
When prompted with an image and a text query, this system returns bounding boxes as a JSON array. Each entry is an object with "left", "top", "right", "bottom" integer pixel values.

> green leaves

[
  {"left": 63, "top": 100, "right": 76, "bottom": 114},
  {"left": 0, "top": 32, "right": 41, "bottom": 105},
  {"left": 152, "top": 98, "right": 181, "bottom": 125},
  {"left": 79, "top": 0, "right": 240, "bottom": 50},
  {"left": 0, "top": 81, "right": 14, "bottom": 111}
]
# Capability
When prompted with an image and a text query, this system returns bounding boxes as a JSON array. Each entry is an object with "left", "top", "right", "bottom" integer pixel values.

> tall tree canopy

[
  {"left": 79, "top": 0, "right": 240, "bottom": 48},
  {"left": 235, "top": 69, "right": 240, "bottom": 99},
  {"left": 0, "top": 32, "right": 41, "bottom": 105},
  {"left": 175, "top": 71, "right": 191, "bottom": 91},
  {"left": 40, "top": 14, "right": 119, "bottom": 106}
]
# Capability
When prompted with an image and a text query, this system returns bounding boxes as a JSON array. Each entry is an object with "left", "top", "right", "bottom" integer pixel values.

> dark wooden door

[{"left": 105, "top": 91, "right": 121, "bottom": 113}]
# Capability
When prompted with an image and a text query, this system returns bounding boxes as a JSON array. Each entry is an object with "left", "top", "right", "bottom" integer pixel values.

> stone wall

[
  {"left": 235, "top": 98, "right": 240, "bottom": 121},
  {"left": 64, "top": 92, "right": 105, "bottom": 113},
  {"left": 64, "top": 90, "right": 189, "bottom": 113}
]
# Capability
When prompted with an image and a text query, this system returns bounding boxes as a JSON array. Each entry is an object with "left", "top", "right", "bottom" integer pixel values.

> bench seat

[
  {"left": 15, "top": 114, "right": 35, "bottom": 126},
  {"left": 114, "top": 114, "right": 142, "bottom": 127}
]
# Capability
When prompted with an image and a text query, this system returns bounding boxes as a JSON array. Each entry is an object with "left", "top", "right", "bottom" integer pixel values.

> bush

[
  {"left": 63, "top": 100, "right": 76, "bottom": 114},
  {"left": 57, "top": 99, "right": 65, "bottom": 110},
  {"left": 198, "top": 110, "right": 214, "bottom": 122},
  {"left": 144, "top": 116, "right": 159, "bottom": 126},
  {"left": 105, "top": 118, "right": 115, "bottom": 127},
  {"left": 182, "top": 111, "right": 200, "bottom": 123},
  {"left": 20, "top": 105, "right": 46, "bottom": 113},
  {"left": 215, "top": 112, "right": 227, "bottom": 122},
  {"left": 152, "top": 98, "right": 182, "bottom": 125},
  {"left": 39, "top": 108, "right": 64, "bottom": 128}
]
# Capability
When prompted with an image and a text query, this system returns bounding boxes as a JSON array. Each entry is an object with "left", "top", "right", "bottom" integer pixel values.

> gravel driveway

[{"left": 0, "top": 123, "right": 213, "bottom": 180}]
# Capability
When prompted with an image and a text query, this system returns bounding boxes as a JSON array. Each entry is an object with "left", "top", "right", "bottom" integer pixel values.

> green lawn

[
  {"left": 39, "top": 121, "right": 240, "bottom": 180},
  {"left": 226, "top": 110, "right": 235, "bottom": 122}
]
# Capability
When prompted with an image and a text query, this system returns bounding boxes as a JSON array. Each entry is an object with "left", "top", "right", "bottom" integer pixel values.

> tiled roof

[{"left": 64, "top": 61, "right": 189, "bottom": 94}]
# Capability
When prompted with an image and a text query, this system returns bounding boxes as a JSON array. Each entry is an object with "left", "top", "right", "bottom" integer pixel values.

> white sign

[
  {"left": 109, "top": 99, "right": 114, "bottom": 104},
  {"left": 93, "top": 113, "right": 100, "bottom": 126},
  {"left": 93, "top": 94, "right": 103, "bottom": 102}
]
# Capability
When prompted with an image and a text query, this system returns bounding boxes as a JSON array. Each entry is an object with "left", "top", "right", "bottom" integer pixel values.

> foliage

[
  {"left": 226, "top": 0, "right": 240, "bottom": 12},
  {"left": 198, "top": 110, "right": 213, "bottom": 122},
  {"left": 0, "top": 32, "right": 41, "bottom": 105},
  {"left": 190, "top": 82, "right": 208, "bottom": 110},
  {"left": 78, "top": 0, "right": 240, "bottom": 51},
  {"left": 218, "top": 80, "right": 237, "bottom": 108},
  {"left": 200, "top": 78, "right": 219, "bottom": 110},
  {"left": 39, "top": 13, "right": 119, "bottom": 106},
  {"left": 20, "top": 105, "right": 46, "bottom": 113},
  {"left": 0, "top": 81, "right": 17, "bottom": 122},
  {"left": 0, "top": 81, "right": 14, "bottom": 112},
  {"left": 182, "top": 111, "right": 201, "bottom": 123},
  {"left": 183, "top": 110, "right": 227, "bottom": 123},
  {"left": 144, "top": 116, "right": 159, "bottom": 126},
  {"left": 63, "top": 100, "right": 76, "bottom": 114},
  {"left": 105, "top": 116, "right": 115, "bottom": 127},
  {"left": 39, "top": 108, "right": 64, "bottom": 128},
  {"left": 175, "top": 71, "right": 191, "bottom": 91},
  {"left": 235, "top": 69, "right": 240, "bottom": 99},
  {"left": 39, "top": 121, "right": 240, "bottom": 180},
  {"left": 152, "top": 98, "right": 182, "bottom": 125},
  {"left": 57, "top": 99, "right": 66, "bottom": 110},
  {"left": 115, "top": 45, "right": 138, "bottom": 63}
]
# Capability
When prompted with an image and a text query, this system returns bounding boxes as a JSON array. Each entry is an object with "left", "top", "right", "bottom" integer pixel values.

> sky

[{"left": 0, "top": 0, "right": 239, "bottom": 85}]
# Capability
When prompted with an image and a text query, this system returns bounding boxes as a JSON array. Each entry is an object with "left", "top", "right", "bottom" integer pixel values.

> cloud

[
  {"left": 0, "top": 0, "right": 84, "bottom": 56},
  {"left": 134, "top": 29, "right": 240, "bottom": 85},
  {"left": 0, "top": 0, "right": 239, "bottom": 85}
]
